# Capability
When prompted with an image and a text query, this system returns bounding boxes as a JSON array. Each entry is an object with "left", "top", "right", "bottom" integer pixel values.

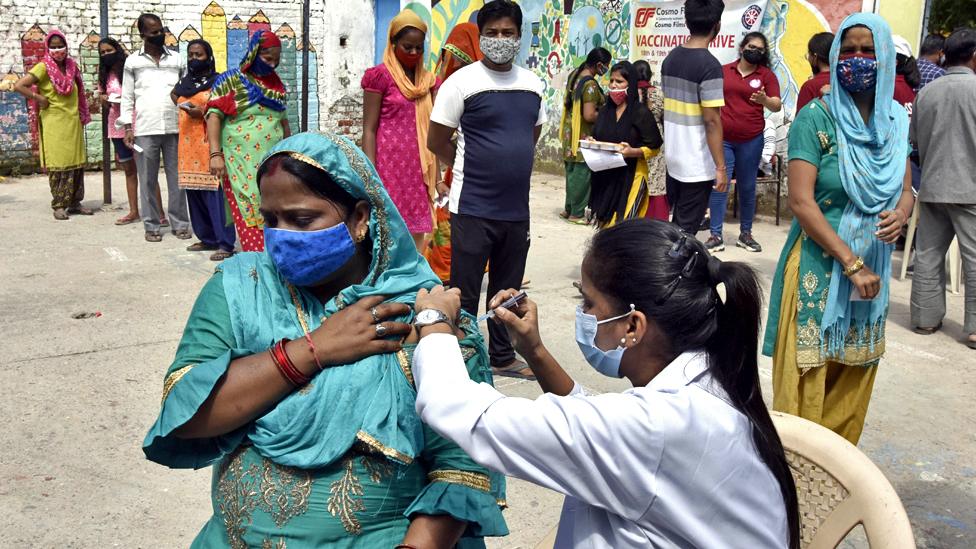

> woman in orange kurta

[
  {"left": 173, "top": 39, "right": 235, "bottom": 261},
  {"left": 424, "top": 23, "right": 482, "bottom": 282}
]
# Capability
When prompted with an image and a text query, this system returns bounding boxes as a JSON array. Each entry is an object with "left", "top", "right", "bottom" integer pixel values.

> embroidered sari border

[{"left": 427, "top": 469, "right": 491, "bottom": 492}]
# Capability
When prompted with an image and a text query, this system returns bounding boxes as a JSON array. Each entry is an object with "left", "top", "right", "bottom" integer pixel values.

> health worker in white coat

[{"left": 410, "top": 219, "right": 800, "bottom": 548}]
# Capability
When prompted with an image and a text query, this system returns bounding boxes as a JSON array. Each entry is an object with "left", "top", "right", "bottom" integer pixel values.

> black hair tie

[
  {"left": 707, "top": 255, "right": 723, "bottom": 286},
  {"left": 707, "top": 255, "right": 727, "bottom": 305}
]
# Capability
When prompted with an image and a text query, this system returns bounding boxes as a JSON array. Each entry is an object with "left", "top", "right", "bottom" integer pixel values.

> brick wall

[{"left": 0, "top": 0, "right": 373, "bottom": 173}]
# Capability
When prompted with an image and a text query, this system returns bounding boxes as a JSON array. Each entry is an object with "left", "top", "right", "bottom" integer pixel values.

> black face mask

[
  {"left": 145, "top": 34, "right": 166, "bottom": 48},
  {"left": 100, "top": 52, "right": 122, "bottom": 67},
  {"left": 188, "top": 58, "right": 211, "bottom": 74},
  {"left": 742, "top": 49, "right": 764, "bottom": 65}
]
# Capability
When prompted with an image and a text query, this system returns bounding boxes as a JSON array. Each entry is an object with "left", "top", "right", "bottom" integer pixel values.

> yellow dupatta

[{"left": 383, "top": 10, "right": 438, "bottom": 200}]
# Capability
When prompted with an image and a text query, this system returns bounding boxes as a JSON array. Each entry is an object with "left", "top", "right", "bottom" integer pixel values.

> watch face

[{"left": 417, "top": 309, "right": 440, "bottom": 323}]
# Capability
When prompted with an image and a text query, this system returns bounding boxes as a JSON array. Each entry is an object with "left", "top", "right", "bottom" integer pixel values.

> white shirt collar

[
  {"left": 139, "top": 46, "right": 172, "bottom": 58},
  {"left": 646, "top": 351, "right": 709, "bottom": 391}
]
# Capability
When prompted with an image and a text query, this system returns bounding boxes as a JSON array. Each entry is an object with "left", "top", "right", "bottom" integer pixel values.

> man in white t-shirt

[{"left": 428, "top": 0, "right": 546, "bottom": 379}]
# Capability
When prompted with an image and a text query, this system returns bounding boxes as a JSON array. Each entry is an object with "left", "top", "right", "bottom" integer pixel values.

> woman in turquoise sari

[
  {"left": 143, "top": 132, "right": 507, "bottom": 547},
  {"left": 763, "top": 14, "right": 914, "bottom": 445}
]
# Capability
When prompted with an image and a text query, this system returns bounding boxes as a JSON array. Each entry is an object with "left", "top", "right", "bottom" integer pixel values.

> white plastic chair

[{"left": 772, "top": 411, "right": 916, "bottom": 548}]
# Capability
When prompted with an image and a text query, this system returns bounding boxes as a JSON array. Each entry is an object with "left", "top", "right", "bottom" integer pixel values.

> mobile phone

[
  {"left": 132, "top": 143, "right": 144, "bottom": 154},
  {"left": 477, "top": 291, "right": 527, "bottom": 322},
  {"left": 179, "top": 101, "right": 194, "bottom": 110}
]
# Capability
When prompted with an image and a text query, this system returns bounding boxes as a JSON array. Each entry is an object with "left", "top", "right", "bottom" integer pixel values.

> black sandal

[
  {"left": 491, "top": 359, "right": 537, "bottom": 381},
  {"left": 913, "top": 322, "right": 942, "bottom": 335}
]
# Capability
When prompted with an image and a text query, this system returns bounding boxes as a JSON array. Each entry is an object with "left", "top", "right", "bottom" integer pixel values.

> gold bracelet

[{"left": 843, "top": 256, "right": 865, "bottom": 277}]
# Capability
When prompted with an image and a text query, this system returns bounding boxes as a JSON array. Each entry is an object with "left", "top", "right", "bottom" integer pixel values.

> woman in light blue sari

[{"left": 143, "top": 132, "right": 507, "bottom": 547}]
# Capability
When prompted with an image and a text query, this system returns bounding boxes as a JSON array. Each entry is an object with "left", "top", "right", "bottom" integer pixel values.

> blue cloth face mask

[
  {"left": 835, "top": 55, "right": 878, "bottom": 93},
  {"left": 250, "top": 56, "right": 278, "bottom": 76},
  {"left": 575, "top": 304, "right": 635, "bottom": 378},
  {"left": 264, "top": 223, "right": 357, "bottom": 287}
]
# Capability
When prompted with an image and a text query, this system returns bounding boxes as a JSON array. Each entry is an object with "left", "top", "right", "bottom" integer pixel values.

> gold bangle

[{"left": 843, "top": 256, "right": 865, "bottom": 277}]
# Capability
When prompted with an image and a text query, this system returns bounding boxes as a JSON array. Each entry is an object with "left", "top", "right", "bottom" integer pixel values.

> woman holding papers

[{"left": 586, "top": 61, "right": 662, "bottom": 228}]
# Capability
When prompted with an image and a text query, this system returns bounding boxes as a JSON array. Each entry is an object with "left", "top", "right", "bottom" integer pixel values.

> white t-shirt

[{"left": 430, "top": 62, "right": 546, "bottom": 222}]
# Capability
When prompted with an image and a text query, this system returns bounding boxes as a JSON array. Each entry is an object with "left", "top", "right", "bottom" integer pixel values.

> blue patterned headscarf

[{"left": 822, "top": 13, "right": 909, "bottom": 358}]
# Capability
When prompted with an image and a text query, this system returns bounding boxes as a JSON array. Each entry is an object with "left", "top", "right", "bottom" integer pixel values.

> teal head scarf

[
  {"left": 822, "top": 14, "right": 908, "bottom": 358},
  {"left": 213, "top": 132, "right": 439, "bottom": 469}
]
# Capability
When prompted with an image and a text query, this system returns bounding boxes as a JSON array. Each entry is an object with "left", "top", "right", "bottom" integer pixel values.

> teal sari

[{"left": 144, "top": 132, "right": 507, "bottom": 548}]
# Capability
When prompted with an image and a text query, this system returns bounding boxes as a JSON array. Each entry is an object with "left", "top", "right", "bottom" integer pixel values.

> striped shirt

[{"left": 661, "top": 46, "right": 724, "bottom": 182}]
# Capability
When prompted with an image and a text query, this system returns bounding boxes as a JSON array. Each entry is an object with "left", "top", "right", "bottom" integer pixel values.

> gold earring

[{"left": 355, "top": 231, "right": 366, "bottom": 243}]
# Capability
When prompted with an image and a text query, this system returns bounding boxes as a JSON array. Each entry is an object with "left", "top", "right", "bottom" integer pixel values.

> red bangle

[
  {"left": 278, "top": 339, "right": 310, "bottom": 385},
  {"left": 270, "top": 339, "right": 310, "bottom": 387},
  {"left": 303, "top": 333, "right": 324, "bottom": 370}
]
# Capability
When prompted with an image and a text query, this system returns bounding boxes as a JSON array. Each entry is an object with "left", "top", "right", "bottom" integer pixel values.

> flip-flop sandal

[
  {"left": 173, "top": 230, "right": 193, "bottom": 240},
  {"left": 145, "top": 231, "right": 162, "bottom": 243},
  {"left": 187, "top": 242, "right": 218, "bottom": 252},
  {"left": 559, "top": 211, "right": 570, "bottom": 219},
  {"left": 491, "top": 361, "right": 537, "bottom": 381},
  {"left": 160, "top": 218, "right": 170, "bottom": 227},
  {"left": 53, "top": 208, "right": 68, "bottom": 220},
  {"left": 913, "top": 322, "right": 942, "bottom": 335},
  {"left": 68, "top": 206, "right": 95, "bottom": 215},
  {"left": 210, "top": 250, "right": 235, "bottom": 261},
  {"left": 115, "top": 215, "right": 139, "bottom": 225},
  {"left": 967, "top": 336, "right": 976, "bottom": 350},
  {"left": 567, "top": 217, "right": 590, "bottom": 225}
]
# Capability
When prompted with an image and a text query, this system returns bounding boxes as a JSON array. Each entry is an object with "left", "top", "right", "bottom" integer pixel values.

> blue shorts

[{"left": 112, "top": 138, "right": 133, "bottom": 163}]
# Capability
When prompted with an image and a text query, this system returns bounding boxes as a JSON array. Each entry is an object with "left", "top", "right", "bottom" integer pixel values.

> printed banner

[{"left": 630, "top": 0, "right": 769, "bottom": 84}]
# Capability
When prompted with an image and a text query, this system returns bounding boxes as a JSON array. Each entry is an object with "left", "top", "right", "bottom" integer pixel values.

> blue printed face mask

[
  {"left": 575, "top": 304, "right": 635, "bottom": 378},
  {"left": 264, "top": 223, "right": 357, "bottom": 287},
  {"left": 836, "top": 55, "right": 878, "bottom": 93}
]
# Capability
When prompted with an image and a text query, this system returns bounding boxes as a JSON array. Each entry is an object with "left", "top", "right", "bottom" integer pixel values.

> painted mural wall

[
  {"left": 402, "top": 0, "right": 884, "bottom": 169},
  {"left": 0, "top": 0, "right": 374, "bottom": 174}
]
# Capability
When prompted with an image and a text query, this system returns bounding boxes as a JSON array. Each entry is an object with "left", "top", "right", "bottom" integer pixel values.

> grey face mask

[{"left": 479, "top": 35, "right": 521, "bottom": 65}]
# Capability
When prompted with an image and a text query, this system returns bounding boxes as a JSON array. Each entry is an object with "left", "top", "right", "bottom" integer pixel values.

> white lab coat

[{"left": 413, "top": 334, "right": 788, "bottom": 548}]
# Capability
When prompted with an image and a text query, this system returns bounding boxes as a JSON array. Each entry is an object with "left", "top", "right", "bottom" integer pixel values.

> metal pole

[
  {"left": 300, "top": 0, "right": 310, "bottom": 132},
  {"left": 99, "top": 0, "right": 112, "bottom": 203}
]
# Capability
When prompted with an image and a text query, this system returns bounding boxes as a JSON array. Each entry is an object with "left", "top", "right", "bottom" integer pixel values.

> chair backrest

[{"left": 771, "top": 411, "right": 916, "bottom": 549}]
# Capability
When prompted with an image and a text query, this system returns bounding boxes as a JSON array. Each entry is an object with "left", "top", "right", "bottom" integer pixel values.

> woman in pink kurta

[{"left": 362, "top": 10, "right": 440, "bottom": 251}]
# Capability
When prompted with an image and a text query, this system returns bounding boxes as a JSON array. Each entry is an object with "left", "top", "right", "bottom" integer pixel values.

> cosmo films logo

[
  {"left": 741, "top": 4, "right": 762, "bottom": 29},
  {"left": 634, "top": 7, "right": 656, "bottom": 27}
]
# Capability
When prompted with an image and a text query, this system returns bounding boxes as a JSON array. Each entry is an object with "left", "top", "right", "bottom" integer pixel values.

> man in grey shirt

[{"left": 909, "top": 28, "right": 976, "bottom": 349}]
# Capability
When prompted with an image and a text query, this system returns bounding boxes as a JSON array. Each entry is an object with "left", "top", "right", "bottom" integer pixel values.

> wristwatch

[{"left": 414, "top": 309, "right": 453, "bottom": 333}]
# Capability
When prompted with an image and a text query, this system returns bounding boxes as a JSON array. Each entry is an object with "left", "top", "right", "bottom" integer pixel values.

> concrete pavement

[{"left": 0, "top": 170, "right": 973, "bottom": 548}]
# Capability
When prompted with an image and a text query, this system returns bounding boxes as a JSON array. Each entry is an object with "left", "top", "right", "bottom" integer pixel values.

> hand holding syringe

[{"left": 477, "top": 291, "right": 527, "bottom": 322}]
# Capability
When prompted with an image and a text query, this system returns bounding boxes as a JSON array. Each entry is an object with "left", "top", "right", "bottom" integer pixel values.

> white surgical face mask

[{"left": 575, "top": 304, "right": 635, "bottom": 378}]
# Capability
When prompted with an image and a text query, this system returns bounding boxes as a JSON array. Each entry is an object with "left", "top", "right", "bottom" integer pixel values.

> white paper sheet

[{"left": 580, "top": 148, "right": 627, "bottom": 172}]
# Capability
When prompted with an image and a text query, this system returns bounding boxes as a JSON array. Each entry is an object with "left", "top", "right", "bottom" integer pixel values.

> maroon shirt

[
  {"left": 720, "top": 62, "right": 781, "bottom": 143},
  {"left": 893, "top": 75, "right": 915, "bottom": 118},
  {"left": 796, "top": 71, "right": 831, "bottom": 112}
]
